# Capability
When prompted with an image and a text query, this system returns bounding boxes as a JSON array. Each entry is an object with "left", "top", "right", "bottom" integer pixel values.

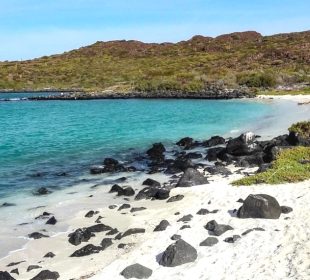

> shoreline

[
  {"left": 0, "top": 96, "right": 309, "bottom": 279},
  {"left": 0, "top": 118, "right": 309, "bottom": 279}
]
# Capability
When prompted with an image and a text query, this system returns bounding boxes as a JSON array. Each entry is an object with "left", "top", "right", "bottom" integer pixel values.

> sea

[{"left": 0, "top": 92, "right": 309, "bottom": 258}]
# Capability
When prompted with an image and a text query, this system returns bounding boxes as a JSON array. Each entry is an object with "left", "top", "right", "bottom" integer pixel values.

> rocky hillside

[{"left": 0, "top": 30, "right": 309, "bottom": 92}]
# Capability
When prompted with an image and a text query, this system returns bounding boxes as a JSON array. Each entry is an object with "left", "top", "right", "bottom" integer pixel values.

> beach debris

[
  {"left": 281, "top": 206, "right": 293, "bottom": 214},
  {"left": 130, "top": 207, "right": 146, "bottom": 213},
  {"left": 142, "top": 178, "right": 161, "bottom": 187},
  {"left": 176, "top": 168, "right": 209, "bottom": 187},
  {"left": 135, "top": 187, "right": 170, "bottom": 200},
  {"left": 177, "top": 214, "right": 193, "bottom": 222},
  {"left": 241, "top": 227, "right": 265, "bottom": 236},
  {"left": 224, "top": 235, "right": 241, "bottom": 243},
  {"left": 70, "top": 244, "right": 102, "bottom": 257},
  {"left": 68, "top": 228, "right": 93, "bottom": 246},
  {"left": 30, "top": 270, "right": 60, "bottom": 280},
  {"left": 200, "top": 237, "right": 219, "bottom": 246},
  {"left": 28, "top": 232, "right": 49, "bottom": 239},
  {"left": 159, "top": 239, "right": 197, "bottom": 267},
  {"left": 154, "top": 220, "right": 170, "bottom": 232},
  {"left": 205, "top": 220, "right": 233, "bottom": 236},
  {"left": 43, "top": 252, "right": 55, "bottom": 258},
  {"left": 118, "top": 203, "right": 131, "bottom": 211},
  {"left": 237, "top": 194, "right": 282, "bottom": 219},
  {"left": 0, "top": 271, "right": 15, "bottom": 280},
  {"left": 120, "top": 263, "right": 152, "bottom": 279},
  {"left": 27, "top": 265, "right": 42, "bottom": 272},
  {"left": 46, "top": 216, "right": 57, "bottom": 225},
  {"left": 167, "top": 195, "right": 184, "bottom": 203},
  {"left": 171, "top": 234, "right": 181, "bottom": 241},
  {"left": 100, "top": 238, "right": 113, "bottom": 250}
]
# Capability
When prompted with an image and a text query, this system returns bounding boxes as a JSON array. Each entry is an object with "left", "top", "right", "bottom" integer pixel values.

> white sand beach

[{"left": 0, "top": 166, "right": 309, "bottom": 280}]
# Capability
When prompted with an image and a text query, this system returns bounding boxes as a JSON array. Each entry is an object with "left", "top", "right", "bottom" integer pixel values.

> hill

[{"left": 0, "top": 30, "right": 309, "bottom": 93}]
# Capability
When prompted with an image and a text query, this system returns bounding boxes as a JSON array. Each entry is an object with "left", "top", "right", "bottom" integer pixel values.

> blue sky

[{"left": 0, "top": 0, "right": 309, "bottom": 61}]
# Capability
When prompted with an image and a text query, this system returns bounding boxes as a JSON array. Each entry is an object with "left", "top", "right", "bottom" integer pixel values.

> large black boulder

[
  {"left": 226, "top": 132, "right": 261, "bottom": 156},
  {"left": 203, "top": 136, "right": 225, "bottom": 147},
  {"left": 176, "top": 137, "right": 194, "bottom": 150},
  {"left": 102, "top": 157, "right": 126, "bottom": 173},
  {"left": 120, "top": 263, "right": 152, "bottom": 279},
  {"left": 204, "top": 166, "right": 232, "bottom": 176},
  {"left": 0, "top": 272, "right": 15, "bottom": 280},
  {"left": 30, "top": 270, "right": 60, "bottom": 280},
  {"left": 176, "top": 168, "right": 208, "bottom": 187},
  {"left": 135, "top": 187, "right": 170, "bottom": 200},
  {"left": 159, "top": 239, "right": 197, "bottom": 267},
  {"left": 237, "top": 194, "right": 282, "bottom": 219},
  {"left": 206, "top": 147, "right": 226, "bottom": 161},
  {"left": 146, "top": 143, "right": 165, "bottom": 162}
]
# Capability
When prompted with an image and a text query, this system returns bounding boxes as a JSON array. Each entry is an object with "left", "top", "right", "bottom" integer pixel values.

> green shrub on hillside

[
  {"left": 237, "top": 72, "right": 277, "bottom": 88},
  {"left": 289, "top": 121, "right": 310, "bottom": 138}
]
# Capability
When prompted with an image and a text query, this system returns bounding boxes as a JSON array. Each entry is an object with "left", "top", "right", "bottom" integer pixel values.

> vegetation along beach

[{"left": 0, "top": 1, "right": 310, "bottom": 280}]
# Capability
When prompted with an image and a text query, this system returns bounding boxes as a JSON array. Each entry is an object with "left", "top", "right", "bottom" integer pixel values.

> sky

[{"left": 0, "top": 0, "right": 309, "bottom": 61}]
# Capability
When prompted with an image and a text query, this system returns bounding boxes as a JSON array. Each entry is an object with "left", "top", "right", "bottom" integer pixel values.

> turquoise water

[{"left": 0, "top": 94, "right": 285, "bottom": 198}]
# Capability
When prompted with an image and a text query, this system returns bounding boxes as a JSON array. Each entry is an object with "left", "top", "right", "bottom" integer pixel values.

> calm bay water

[{"left": 0, "top": 93, "right": 295, "bottom": 198}]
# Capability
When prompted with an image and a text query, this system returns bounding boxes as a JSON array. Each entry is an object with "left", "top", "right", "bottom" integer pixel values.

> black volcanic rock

[
  {"left": 176, "top": 137, "right": 194, "bottom": 149},
  {"left": 154, "top": 220, "right": 170, "bottom": 232},
  {"left": 120, "top": 263, "right": 152, "bottom": 279},
  {"left": 68, "top": 228, "right": 92, "bottom": 246},
  {"left": 199, "top": 237, "right": 218, "bottom": 246},
  {"left": 70, "top": 244, "right": 102, "bottom": 257},
  {"left": 28, "top": 232, "right": 49, "bottom": 239},
  {"left": 46, "top": 216, "right": 57, "bottom": 225},
  {"left": 237, "top": 194, "right": 282, "bottom": 219},
  {"left": 135, "top": 187, "right": 169, "bottom": 200},
  {"left": 159, "top": 239, "right": 197, "bottom": 267},
  {"left": 0, "top": 272, "right": 15, "bottom": 280},
  {"left": 203, "top": 136, "right": 225, "bottom": 147},
  {"left": 176, "top": 168, "right": 208, "bottom": 187},
  {"left": 142, "top": 178, "right": 161, "bottom": 187},
  {"left": 167, "top": 194, "right": 184, "bottom": 203},
  {"left": 30, "top": 270, "right": 60, "bottom": 280},
  {"left": 205, "top": 220, "right": 233, "bottom": 236},
  {"left": 34, "top": 187, "right": 52, "bottom": 195}
]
